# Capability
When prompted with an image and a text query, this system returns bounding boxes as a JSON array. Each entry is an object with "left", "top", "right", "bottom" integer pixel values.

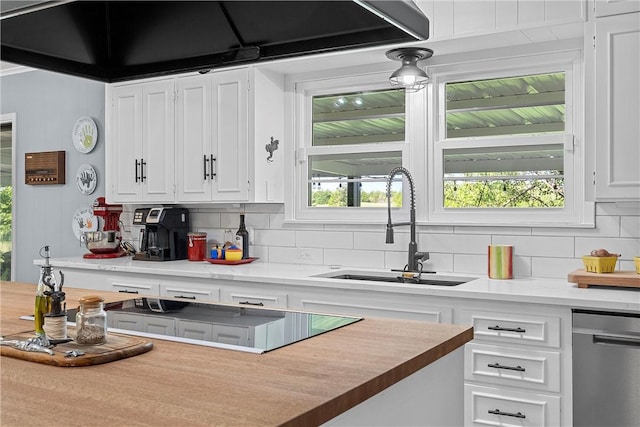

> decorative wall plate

[
  {"left": 72, "top": 207, "right": 98, "bottom": 240},
  {"left": 75, "top": 164, "right": 97, "bottom": 194},
  {"left": 72, "top": 116, "right": 98, "bottom": 153}
]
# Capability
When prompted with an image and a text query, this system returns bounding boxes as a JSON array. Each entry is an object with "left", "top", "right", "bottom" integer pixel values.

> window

[
  {"left": 289, "top": 72, "right": 412, "bottom": 222},
  {"left": 428, "top": 51, "right": 592, "bottom": 226}
]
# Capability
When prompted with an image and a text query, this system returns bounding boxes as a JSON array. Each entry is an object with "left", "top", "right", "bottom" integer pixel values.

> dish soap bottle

[
  {"left": 35, "top": 246, "right": 56, "bottom": 336},
  {"left": 235, "top": 214, "right": 249, "bottom": 259}
]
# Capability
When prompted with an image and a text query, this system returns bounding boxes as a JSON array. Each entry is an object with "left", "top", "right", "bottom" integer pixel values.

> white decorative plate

[
  {"left": 72, "top": 207, "right": 98, "bottom": 240},
  {"left": 72, "top": 116, "right": 98, "bottom": 153},
  {"left": 75, "top": 164, "right": 97, "bottom": 195}
]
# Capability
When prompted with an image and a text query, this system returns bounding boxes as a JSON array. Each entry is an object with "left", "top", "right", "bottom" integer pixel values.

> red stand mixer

[{"left": 82, "top": 197, "right": 128, "bottom": 259}]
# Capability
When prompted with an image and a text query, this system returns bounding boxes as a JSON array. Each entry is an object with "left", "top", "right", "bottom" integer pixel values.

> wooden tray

[
  {"left": 206, "top": 257, "right": 259, "bottom": 265},
  {"left": 568, "top": 270, "right": 640, "bottom": 289},
  {"left": 1, "top": 330, "right": 153, "bottom": 367}
]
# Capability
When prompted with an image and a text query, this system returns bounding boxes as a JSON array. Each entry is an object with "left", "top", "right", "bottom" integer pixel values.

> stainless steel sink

[{"left": 315, "top": 271, "right": 474, "bottom": 286}]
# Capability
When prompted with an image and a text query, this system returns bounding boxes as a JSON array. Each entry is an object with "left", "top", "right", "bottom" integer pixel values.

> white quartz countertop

[{"left": 36, "top": 256, "right": 640, "bottom": 313}]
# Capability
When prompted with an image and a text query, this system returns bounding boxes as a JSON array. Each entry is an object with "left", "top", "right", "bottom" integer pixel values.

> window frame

[
  {"left": 426, "top": 50, "right": 594, "bottom": 226},
  {"left": 286, "top": 70, "right": 414, "bottom": 223}
]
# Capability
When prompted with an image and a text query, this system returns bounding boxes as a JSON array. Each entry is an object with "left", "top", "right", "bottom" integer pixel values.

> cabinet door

[
  {"left": 176, "top": 74, "right": 213, "bottom": 202},
  {"left": 108, "top": 84, "right": 143, "bottom": 202},
  {"left": 142, "top": 315, "right": 176, "bottom": 335},
  {"left": 595, "top": 0, "right": 640, "bottom": 17},
  {"left": 108, "top": 312, "right": 144, "bottom": 332},
  {"left": 176, "top": 319, "right": 213, "bottom": 341},
  {"left": 141, "top": 80, "right": 176, "bottom": 202},
  {"left": 211, "top": 68, "right": 249, "bottom": 201},
  {"left": 211, "top": 324, "right": 250, "bottom": 346},
  {"left": 595, "top": 13, "right": 640, "bottom": 200}
]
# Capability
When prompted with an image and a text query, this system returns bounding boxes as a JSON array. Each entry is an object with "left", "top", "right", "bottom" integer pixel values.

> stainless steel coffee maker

[{"left": 133, "top": 207, "right": 190, "bottom": 261}]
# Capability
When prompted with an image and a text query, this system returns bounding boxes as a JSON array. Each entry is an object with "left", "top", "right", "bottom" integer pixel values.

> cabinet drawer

[
  {"left": 221, "top": 289, "right": 288, "bottom": 308},
  {"left": 459, "top": 309, "right": 560, "bottom": 348},
  {"left": 297, "top": 299, "right": 451, "bottom": 323},
  {"left": 465, "top": 384, "right": 560, "bottom": 427},
  {"left": 161, "top": 285, "right": 219, "bottom": 302},
  {"left": 109, "top": 279, "right": 159, "bottom": 296},
  {"left": 465, "top": 343, "right": 560, "bottom": 392}
]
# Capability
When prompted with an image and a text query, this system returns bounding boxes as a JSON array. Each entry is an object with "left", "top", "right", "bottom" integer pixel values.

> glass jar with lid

[{"left": 75, "top": 295, "right": 107, "bottom": 345}]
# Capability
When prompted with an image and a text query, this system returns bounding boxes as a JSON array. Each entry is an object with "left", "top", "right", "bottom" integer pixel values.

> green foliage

[
  {"left": 311, "top": 188, "right": 401, "bottom": 207},
  {"left": 0, "top": 186, "right": 11, "bottom": 281},
  {"left": 444, "top": 179, "right": 564, "bottom": 208},
  {"left": 0, "top": 186, "right": 12, "bottom": 241}
]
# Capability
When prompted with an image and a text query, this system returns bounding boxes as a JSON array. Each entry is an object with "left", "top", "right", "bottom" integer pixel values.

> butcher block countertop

[{"left": 0, "top": 282, "right": 473, "bottom": 427}]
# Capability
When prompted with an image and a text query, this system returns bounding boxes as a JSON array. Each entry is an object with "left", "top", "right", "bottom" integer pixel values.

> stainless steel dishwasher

[{"left": 573, "top": 310, "right": 640, "bottom": 427}]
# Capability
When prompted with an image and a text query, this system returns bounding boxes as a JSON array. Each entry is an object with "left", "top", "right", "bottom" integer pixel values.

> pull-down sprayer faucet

[{"left": 385, "top": 167, "right": 429, "bottom": 273}]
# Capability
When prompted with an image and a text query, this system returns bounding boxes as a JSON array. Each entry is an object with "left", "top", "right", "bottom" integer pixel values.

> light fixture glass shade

[{"left": 386, "top": 47, "right": 433, "bottom": 93}]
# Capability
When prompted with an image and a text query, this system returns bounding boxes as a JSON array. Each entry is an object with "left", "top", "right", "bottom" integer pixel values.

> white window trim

[
  {"left": 285, "top": 70, "right": 413, "bottom": 223},
  {"left": 426, "top": 49, "right": 594, "bottom": 227}
]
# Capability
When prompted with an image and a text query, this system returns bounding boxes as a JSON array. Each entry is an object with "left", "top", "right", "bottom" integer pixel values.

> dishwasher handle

[{"left": 593, "top": 334, "right": 640, "bottom": 349}]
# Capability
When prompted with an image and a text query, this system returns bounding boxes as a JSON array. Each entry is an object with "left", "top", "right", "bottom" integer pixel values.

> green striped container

[{"left": 488, "top": 245, "right": 513, "bottom": 279}]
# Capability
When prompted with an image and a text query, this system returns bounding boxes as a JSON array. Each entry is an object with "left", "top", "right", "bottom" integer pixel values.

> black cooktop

[{"left": 66, "top": 298, "right": 362, "bottom": 354}]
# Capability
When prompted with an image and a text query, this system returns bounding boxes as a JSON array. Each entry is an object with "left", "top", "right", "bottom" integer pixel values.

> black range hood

[{"left": 0, "top": 1, "right": 429, "bottom": 83}]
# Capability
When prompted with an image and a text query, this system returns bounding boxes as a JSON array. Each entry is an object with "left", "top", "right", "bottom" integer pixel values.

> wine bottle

[{"left": 235, "top": 214, "right": 250, "bottom": 259}]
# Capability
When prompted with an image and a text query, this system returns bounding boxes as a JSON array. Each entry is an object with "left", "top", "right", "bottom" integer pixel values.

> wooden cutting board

[
  {"left": 568, "top": 270, "right": 640, "bottom": 289},
  {"left": 1, "top": 330, "right": 153, "bottom": 367}
]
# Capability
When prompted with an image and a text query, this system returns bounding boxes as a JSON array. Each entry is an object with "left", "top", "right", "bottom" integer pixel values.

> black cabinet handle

[
  {"left": 203, "top": 155, "right": 209, "bottom": 180},
  {"left": 174, "top": 295, "right": 197, "bottom": 300},
  {"left": 135, "top": 159, "right": 140, "bottom": 182},
  {"left": 211, "top": 155, "right": 216, "bottom": 178},
  {"left": 117, "top": 289, "right": 139, "bottom": 294},
  {"left": 488, "top": 409, "right": 526, "bottom": 419},
  {"left": 141, "top": 158, "right": 146, "bottom": 182},
  {"left": 238, "top": 301, "right": 264, "bottom": 306},
  {"left": 488, "top": 325, "right": 526, "bottom": 333},
  {"left": 488, "top": 363, "right": 526, "bottom": 372}
]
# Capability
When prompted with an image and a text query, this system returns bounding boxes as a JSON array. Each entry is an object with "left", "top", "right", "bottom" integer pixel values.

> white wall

[{"left": 0, "top": 69, "right": 105, "bottom": 282}]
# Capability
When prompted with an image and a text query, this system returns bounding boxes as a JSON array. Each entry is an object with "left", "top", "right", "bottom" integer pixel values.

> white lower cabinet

[
  {"left": 456, "top": 302, "right": 570, "bottom": 427},
  {"left": 465, "top": 384, "right": 560, "bottom": 427},
  {"left": 176, "top": 319, "right": 212, "bottom": 341}
]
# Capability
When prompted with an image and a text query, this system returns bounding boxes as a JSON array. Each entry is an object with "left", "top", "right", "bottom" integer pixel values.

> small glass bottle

[{"left": 75, "top": 295, "right": 107, "bottom": 345}]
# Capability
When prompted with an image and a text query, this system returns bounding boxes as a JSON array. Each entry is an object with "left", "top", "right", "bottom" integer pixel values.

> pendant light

[{"left": 385, "top": 47, "right": 433, "bottom": 92}]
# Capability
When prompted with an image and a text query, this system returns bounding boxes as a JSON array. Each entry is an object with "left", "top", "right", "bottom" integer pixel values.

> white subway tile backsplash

[
  {"left": 426, "top": 233, "right": 491, "bottom": 254},
  {"left": 532, "top": 257, "right": 584, "bottom": 279},
  {"left": 453, "top": 254, "right": 486, "bottom": 275},
  {"left": 122, "top": 202, "right": 640, "bottom": 278},
  {"left": 534, "top": 215, "right": 619, "bottom": 237},
  {"left": 621, "top": 216, "right": 640, "bottom": 238},
  {"left": 269, "top": 247, "right": 322, "bottom": 265},
  {"left": 493, "top": 235, "right": 574, "bottom": 257},
  {"left": 355, "top": 231, "right": 403, "bottom": 251},
  {"left": 324, "top": 249, "right": 384, "bottom": 269},
  {"left": 254, "top": 229, "right": 296, "bottom": 247},
  {"left": 296, "top": 230, "right": 353, "bottom": 249}
]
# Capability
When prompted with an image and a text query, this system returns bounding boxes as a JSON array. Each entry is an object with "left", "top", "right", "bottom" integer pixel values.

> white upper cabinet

[
  {"left": 594, "top": 13, "right": 640, "bottom": 200},
  {"left": 595, "top": 0, "right": 640, "bottom": 17},
  {"left": 415, "top": 0, "right": 585, "bottom": 41},
  {"left": 175, "top": 69, "right": 249, "bottom": 202},
  {"left": 107, "top": 79, "right": 176, "bottom": 203}
]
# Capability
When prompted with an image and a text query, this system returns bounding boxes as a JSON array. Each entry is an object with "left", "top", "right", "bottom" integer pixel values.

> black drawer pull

[
  {"left": 203, "top": 155, "right": 209, "bottom": 180},
  {"left": 488, "top": 409, "right": 526, "bottom": 419},
  {"left": 238, "top": 301, "right": 264, "bottom": 306},
  {"left": 175, "top": 295, "right": 197, "bottom": 300},
  {"left": 488, "top": 363, "right": 526, "bottom": 372},
  {"left": 135, "top": 159, "right": 140, "bottom": 182},
  {"left": 488, "top": 325, "right": 526, "bottom": 333},
  {"left": 117, "top": 289, "right": 139, "bottom": 294},
  {"left": 211, "top": 155, "right": 216, "bottom": 178}
]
